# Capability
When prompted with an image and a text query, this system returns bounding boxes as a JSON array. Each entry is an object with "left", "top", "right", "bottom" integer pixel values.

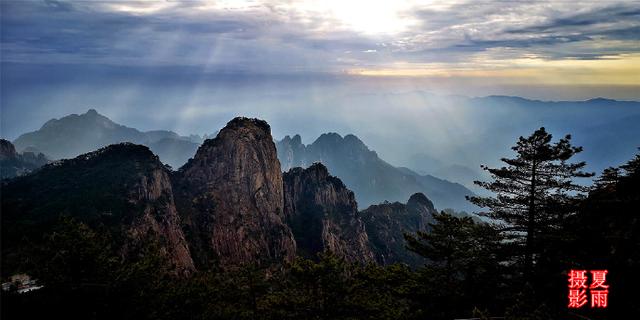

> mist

[{"left": 2, "top": 62, "right": 639, "bottom": 187}]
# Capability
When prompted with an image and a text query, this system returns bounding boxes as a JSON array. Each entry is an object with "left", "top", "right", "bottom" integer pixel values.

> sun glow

[
  {"left": 274, "top": 0, "right": 422, "bottom": 35},
  {"left": 318, "top": 0, "right": 418, "bottom": 34}
]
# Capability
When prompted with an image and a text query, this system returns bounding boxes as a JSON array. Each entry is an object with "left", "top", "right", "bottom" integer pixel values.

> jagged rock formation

[
  {"left": 283, "top": 163, "right": 373, "bottom": 262},
  {"left": 3, "top": 116, "right": 450, "bottom": 273},
  {"left": 361, "top": 193, "right": 437, "bottom": 267},
  {"left": 276, "top": 133, "right": 476, "bottom": 211},
  {"left": 1, "top": 143, "right": 194, "bottom": 273},
  {"left": 175, "top": 117, "right": 296, "bottom": 268},
  {"left": 0, "top": 139, "right": 17, "bottom": 159},
  {"left": 0, "top": 139, "right": 48, "bottom": 179},
  {"left": 278, "top": 134, "right": 307, "bottom": 170}
]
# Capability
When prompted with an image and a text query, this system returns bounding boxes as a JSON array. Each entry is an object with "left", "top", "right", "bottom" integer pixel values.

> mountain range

[
  {"left": 12, "top": 109, "right": 202, "bottom": 169},
  {"left": 8, "top": 109, "right": 475, "bottom": 212},
  {"left": 276, "top": 133, "right": 476, "bottom": 211},
  {"left": 2, "top": 117, "right": 435, "bottom": 274}
]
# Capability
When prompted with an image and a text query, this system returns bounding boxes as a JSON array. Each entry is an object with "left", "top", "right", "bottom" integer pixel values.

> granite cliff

[
  {"left": 175, "top": 117, "right": 297, "bottom": 268},
  {"left": 283, "top": 163, "right": 373, "bottom": 262},
  {"left": 361, "top": 193, "right": 437, "bottom": 267}
]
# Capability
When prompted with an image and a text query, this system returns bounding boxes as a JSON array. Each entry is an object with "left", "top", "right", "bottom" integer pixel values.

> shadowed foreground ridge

[
  {"left": 361, "top": 192, "right": 437, "bottom": 267},
  {"left": 1, "top": 143, "right": 195, "bottom": 273}
]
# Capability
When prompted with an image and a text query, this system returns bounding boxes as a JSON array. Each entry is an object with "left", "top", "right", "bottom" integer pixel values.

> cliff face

[
  {"left": 1, "top": 143, "right": 195, "bottom": 273},
  {"left": 361, "top": 193, "right": 437, "bottom": 267},
  {"left": 176, "top": 117, "right": 296, "bottom": 268},
  {"left": 126, "top": 163, "right": 195, "bottom": 273},
  {"left": 0, "top": 139, "right": 18, "bottom": 160},
  {"left": 283, "top": 163, "right": 373, "bottom": 262}
]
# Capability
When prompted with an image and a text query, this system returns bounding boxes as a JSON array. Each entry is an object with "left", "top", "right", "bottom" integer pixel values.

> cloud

[{"left": 0, "top": 0, "right": 639, "bottom": 79}]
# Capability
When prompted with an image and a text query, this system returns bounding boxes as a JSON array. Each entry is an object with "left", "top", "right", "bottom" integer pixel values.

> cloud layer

[{"left": 2, "top": 0, "right": 639, "bottom": 78}]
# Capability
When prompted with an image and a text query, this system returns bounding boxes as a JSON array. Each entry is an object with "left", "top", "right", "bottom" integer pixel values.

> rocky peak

[
  {"left": 0, "top": 139, "right": 17, "bottom": 160},
  {"left": 283, "top": 163, "right": 373, "bottom": 262},
  {"left": 314, "top": 132, "right": 343, "bottom": 144},
  {"left": 407, "top": 192, "right": 435, "bottom": 212},
  {"left": 343, "top": 134, "right": 368, "bottom": 150},
  {"left": 177, "top": 117, "right": 296, "bottom": 268},
  {"left": 280, "top": 134, "right": 304, "bottom": 149},
  {"left": 221, "top": 117, "right": 271, "bottom": 137},
  {"left": 41, "top": 109, "right": 114, "bottom": 130},
  {"left": 300, "top": 162, "right": 330, "bottom": 181},
  {"left": 290, "top": 134, "right": 302, "bottom": 145},
  {"left": 276, "top": 134, "right": 307, "bottom": 171},
  {"left": 361, "top": 194, "right": 438, "bottom": 267}
]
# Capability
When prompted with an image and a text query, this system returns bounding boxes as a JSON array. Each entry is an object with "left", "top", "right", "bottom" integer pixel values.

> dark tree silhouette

[
  {"left": 405, "top": 212, "right": 504, "bottom": 319},
  {"left": 468, "top": 127, "right": 593, "bottom": 277},
  {"left": 594, "top": 166, "right": 621, "bottom": 189}
]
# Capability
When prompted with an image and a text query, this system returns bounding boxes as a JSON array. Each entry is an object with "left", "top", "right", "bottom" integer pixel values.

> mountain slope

[
  {"left": 1, "top": 143, "right": 195, "bottom": 274},
  {"left": 276, "top": 133, "right": 476, "bottom": 211}
]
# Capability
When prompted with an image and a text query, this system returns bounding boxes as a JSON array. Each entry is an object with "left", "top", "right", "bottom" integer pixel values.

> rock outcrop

[
  {"left": 0, "top": 139, "right": 18, "bottom": 160},
  {"left": 1, "top": 143, "right": 195, "bottom": 273},
  {"left": 176, "top": 117, "right": 296, "bottom": 268},
  {"left": 283, "top": 163, "right": 373, "bottom": 262},
  {"left": 361, "top": 193, "right": 437, "bottom": 267},
  {"left": 278, "top": 134, "right": 306, "bottom": 170},
  {"left": 0, "top": 139, "right": 48, "bottom": 179}
]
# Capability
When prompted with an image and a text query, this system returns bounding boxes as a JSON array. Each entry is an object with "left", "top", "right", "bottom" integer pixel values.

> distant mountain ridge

[
  {"left": 276, "top": 133, "right": 476, "bottom": 212},
  {"left": 10, "top": 109, "right": 476, "bottom": 212},
  {"left": 12, "top": 109, "right": 202, "bottom": 168}
]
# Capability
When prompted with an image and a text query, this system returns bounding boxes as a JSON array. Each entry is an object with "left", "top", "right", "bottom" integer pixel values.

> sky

[
  {"left": 1, "top": 0, "right": 639, "bottom": 175},
  {"left": 2, "top": 0, "right": 639, "bottom": 84}
]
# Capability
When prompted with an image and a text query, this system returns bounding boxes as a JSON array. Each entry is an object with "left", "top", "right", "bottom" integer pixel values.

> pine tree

[
  {"left": 467, "top": 127, "right": 593, "bottom": 276},
  {"left": 619, "top": 149, "right": 640, "bottom": 177},
  {"left": 405, "top": 212, "right": 504, "bottom": 319},
  {"left": 594, "top": 167, "right": 620, "bottom": 189}
]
